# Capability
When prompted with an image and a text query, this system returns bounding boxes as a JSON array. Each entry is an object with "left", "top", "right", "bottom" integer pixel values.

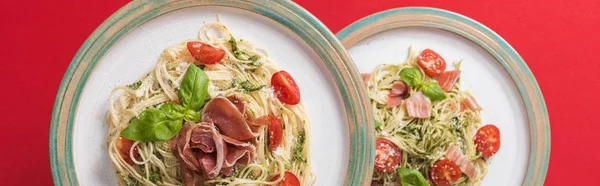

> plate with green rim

[
  {"left": 337, "top": 7, "right": 550, "bottom": 186},
  {"left": 49, "top": 0, "right": 374, "bottom": 185}
]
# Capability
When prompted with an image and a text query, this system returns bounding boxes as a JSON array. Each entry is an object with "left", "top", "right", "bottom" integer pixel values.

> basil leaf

[
  {"left": 179, "top": 65, "right": 209, "bottom": 111},
  {"left": 374, "top": 120, "right": 383, "bottom": 129},
  {"left": 120, "top": 108, "right": 183, "bottom": 142},
  {"left": 160, "top": 103, "right": 185, "bottom": 120},
  {"left": 421, "top": 82, "right": 446, "bottom": 101},
  {"left": 183, "top": 108, "right": 200, "bottom": 122},
  {"left": 400, "top": 68, "right": 423, "bottom": 87},
  {"left": 397, "top": 167, "right": 429, "bottom": 186}
]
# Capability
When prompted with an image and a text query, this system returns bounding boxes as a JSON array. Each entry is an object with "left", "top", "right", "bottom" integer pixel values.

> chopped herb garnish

[
  {"left": 228, "top": 35, "right": 261, "bottom": 62},
  {"left": 239, "top": 80, "right": 265, "bottom": 92},
  {"left": 127, "top": 80, "right": 142, "bottom": 90},
  {"left": 148, "top": 171, "right": 161, "bottom": 183},
  {"left": 126, "top": 175, "right": 139, "bottom": 186},
  {"left": 228, "top": 36, "right": 245, "bottom": 60},
  {"left": 374, "top": 120, "right": 383, "bottom": 129},
  {"left": 248, "top": 55, "right": 260, "bottom": 62},
  {"left": 291, "top": 131, "right": 306, "bottom": 162}
]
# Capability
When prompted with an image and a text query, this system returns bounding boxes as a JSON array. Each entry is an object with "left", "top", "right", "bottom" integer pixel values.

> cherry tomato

[
  {"left": 271, "top": 71, "right": 301, "bottom": 105},
  {"left": 474, "top": 124, "right": 501, "bottom": 157},
  {"left": 116, "top": 137, "right": 139, "bottom": 165},
  {"left": 417, "top": 49, "right": 446, "bottom": 77},
  {"left": 186, "top": 42, "right": 225, "bottom": 64},
  {"left": 269, "top": 171, "right": 301, "bottom": 186},
  {"left": 430, "top": 159, "right": 462, "bottom": 186},
  {"left": 374, "top": 138, "right": 402, "bottom": 172},
  {"left": 268, "top": 116, "right": 283, "bottom": 151}
]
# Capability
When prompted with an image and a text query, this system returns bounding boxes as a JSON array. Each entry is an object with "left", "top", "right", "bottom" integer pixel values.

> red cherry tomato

[
  {"left": 430, "top": 159, "right": 462, "bottom": 186},
  {"left": 268, "top": 116, "right": 283, "bottom": 151},
  {"left": 417, "top": 49, "right": 446, "bottom": 77},
  {"left": 269, "top": 171, "right": 300, "bottom": 186},
  {"left": 186, "top": 42, "right": 225, "bottom": 64},
  {"left": 474, "top": 124, "right": 501, "bottom": 157},
  {"left": 116, "top": 137, "right": 139, "bottom": 165},
  {"left": 374, "top": 138, "right": 402, "bottom": 172},
  {"left": 271, "top": 71, "right": 301, "bottom": 105}
]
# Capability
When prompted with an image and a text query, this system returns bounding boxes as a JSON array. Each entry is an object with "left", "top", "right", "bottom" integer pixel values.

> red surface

[{"left": 0, "top": 0, "right": 597, "bottom": 185}]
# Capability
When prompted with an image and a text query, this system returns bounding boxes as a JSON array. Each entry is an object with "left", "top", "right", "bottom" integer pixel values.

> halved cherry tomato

[
  {"left": 417, "top": 49, "right": 446, "bottom": 77},
  {"left": 474, "top": 124, "right": 501, "bottom": 157},
  {"left": 186, "top": 42, "right": 225, "bottom": 64},
  {"left": 430, "top": 159, "right": 462, "bottom": 186},
  {"left": 116, "top": 137, "right": 139, "bottom": 165},
  {"left": 271, "top": 71, "right": 301, "bottom": 105},
  {"left": 374, "top": 138, "right": 402, "bottom": 172},
  {"left": 269, "top": 171, "right": 301, "bottom": 186},
  {"left": 268, "top": 116, "right": 283, "bottom": 151}
]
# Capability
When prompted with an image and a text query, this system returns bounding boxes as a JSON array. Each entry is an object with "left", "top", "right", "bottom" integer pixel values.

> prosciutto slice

[
  {"left": 461, "top": 95, "right": 482, "bottom": 111},
  {"left": 405, "top": 91, "right": 431, "bottom": 118},
  {"left": 445, "top": 145, "right": 478, "bottom": 180},
  {"left": 387, "top": 81, "right": 410, "bottom": 108},
  {"left": 437, "top": 70, "right": 461, "bottom": 91},
  {"left": 169, "top": 122, "right": 257, "bottom": 185},
  {"left": 202, "top": 95, "right": 256, "bottom": 140}
]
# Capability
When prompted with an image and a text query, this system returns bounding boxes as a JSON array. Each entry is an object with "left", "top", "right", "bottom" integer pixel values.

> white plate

[
  {"left": 50, "top": 1, "right": 374, "bottom": 186},
  {"left": 338, "top": 7, "right": 550, "bottom": 186}
]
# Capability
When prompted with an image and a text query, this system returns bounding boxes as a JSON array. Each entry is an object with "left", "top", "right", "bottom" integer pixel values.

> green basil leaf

[
  {"left": 374, "top": 120, "right": 383, "bottom": 129},
  {"left": 179, "top": 65, "right": 209, "bottom": 111},
  {"left": 183, "top": 108, "right": 200, "bottom": 122},
  {"left": 397, "top": 167, "right": 429, "bottom": 186},
  {"left": 160, "top": 103, "right": 185, "bottom": 120},
  {"left": 399, "top": 68, "right": 423, "bottom": 87},
  {"left": 421, "top": 82, "right": 446, "bottom": 101},
  {"left": 120, "top": 108, "right": 183, "bottom": 141}
]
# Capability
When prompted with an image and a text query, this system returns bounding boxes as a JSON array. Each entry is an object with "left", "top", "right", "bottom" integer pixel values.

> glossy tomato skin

[
  {"left": 474, "top": 124, "right": 501, "bottom": 157},
  {"left": 116, "top": 136, "right": 139, "bottom": 165},
  {"left": 186, "top": 42, "right": 225, "bottom": 64},
  {"left": 269, "top": 171, "right": 301, "bottom": 186},
  {"left": 268, "top": 116, "right": 283, "bottom": 151},
  {"left": 430, "top": 159, "right": 462, "bottom": 186},
  {"left": 374, "top": 138, "right": 402, "bottom": 172},
  {"left": 271, "top": 71, "right": 301, "bottom": 105},
  {"left": 417, "top": 49, "right": 446, "bottom": 77}
]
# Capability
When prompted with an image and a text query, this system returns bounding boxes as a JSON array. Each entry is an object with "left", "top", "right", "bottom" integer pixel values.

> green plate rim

[
  {"left": 49, "top": 0, "right": 375, "bottom": 185},
  {"left": 337, "top": 7, "right": 550, "bottom": 186}
]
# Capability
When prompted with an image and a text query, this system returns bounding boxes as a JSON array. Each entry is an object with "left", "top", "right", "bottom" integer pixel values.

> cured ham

[
  {"left": 437, "top": 70, "right": 461, "bottom": 91},
  {"left": 445, "top": 145, "right": 478, "bottom": 180},
  {"left": 169, "top": 122, "right": 257, "bottom": 186},
  {"left": 405, "top": 91, "right": 431, "bottom": 118},
  {"left": 387, "top": 81, "right": 410, "bottom": 108},
  {"left": 387, "top": 96, "right": 403, "bottom": 108},
  {"left": 461, "top": 95, "right": 482, "bottom": 111},
  {"left": 202, "top": 95, "right": 256, "bottom": 140}
]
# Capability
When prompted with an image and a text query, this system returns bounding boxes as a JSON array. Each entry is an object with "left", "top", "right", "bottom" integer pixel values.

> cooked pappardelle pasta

[
  {"left": 106, "top": 21, "right": 314, "bottom": 186},
  {"left": 364, "top": 47, "right": 501, "bottom": 186}
]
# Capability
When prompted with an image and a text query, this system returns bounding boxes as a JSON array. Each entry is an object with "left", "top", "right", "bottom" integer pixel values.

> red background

[{"left": 1, "top": 0, "right": 597, "bottom": 185}]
